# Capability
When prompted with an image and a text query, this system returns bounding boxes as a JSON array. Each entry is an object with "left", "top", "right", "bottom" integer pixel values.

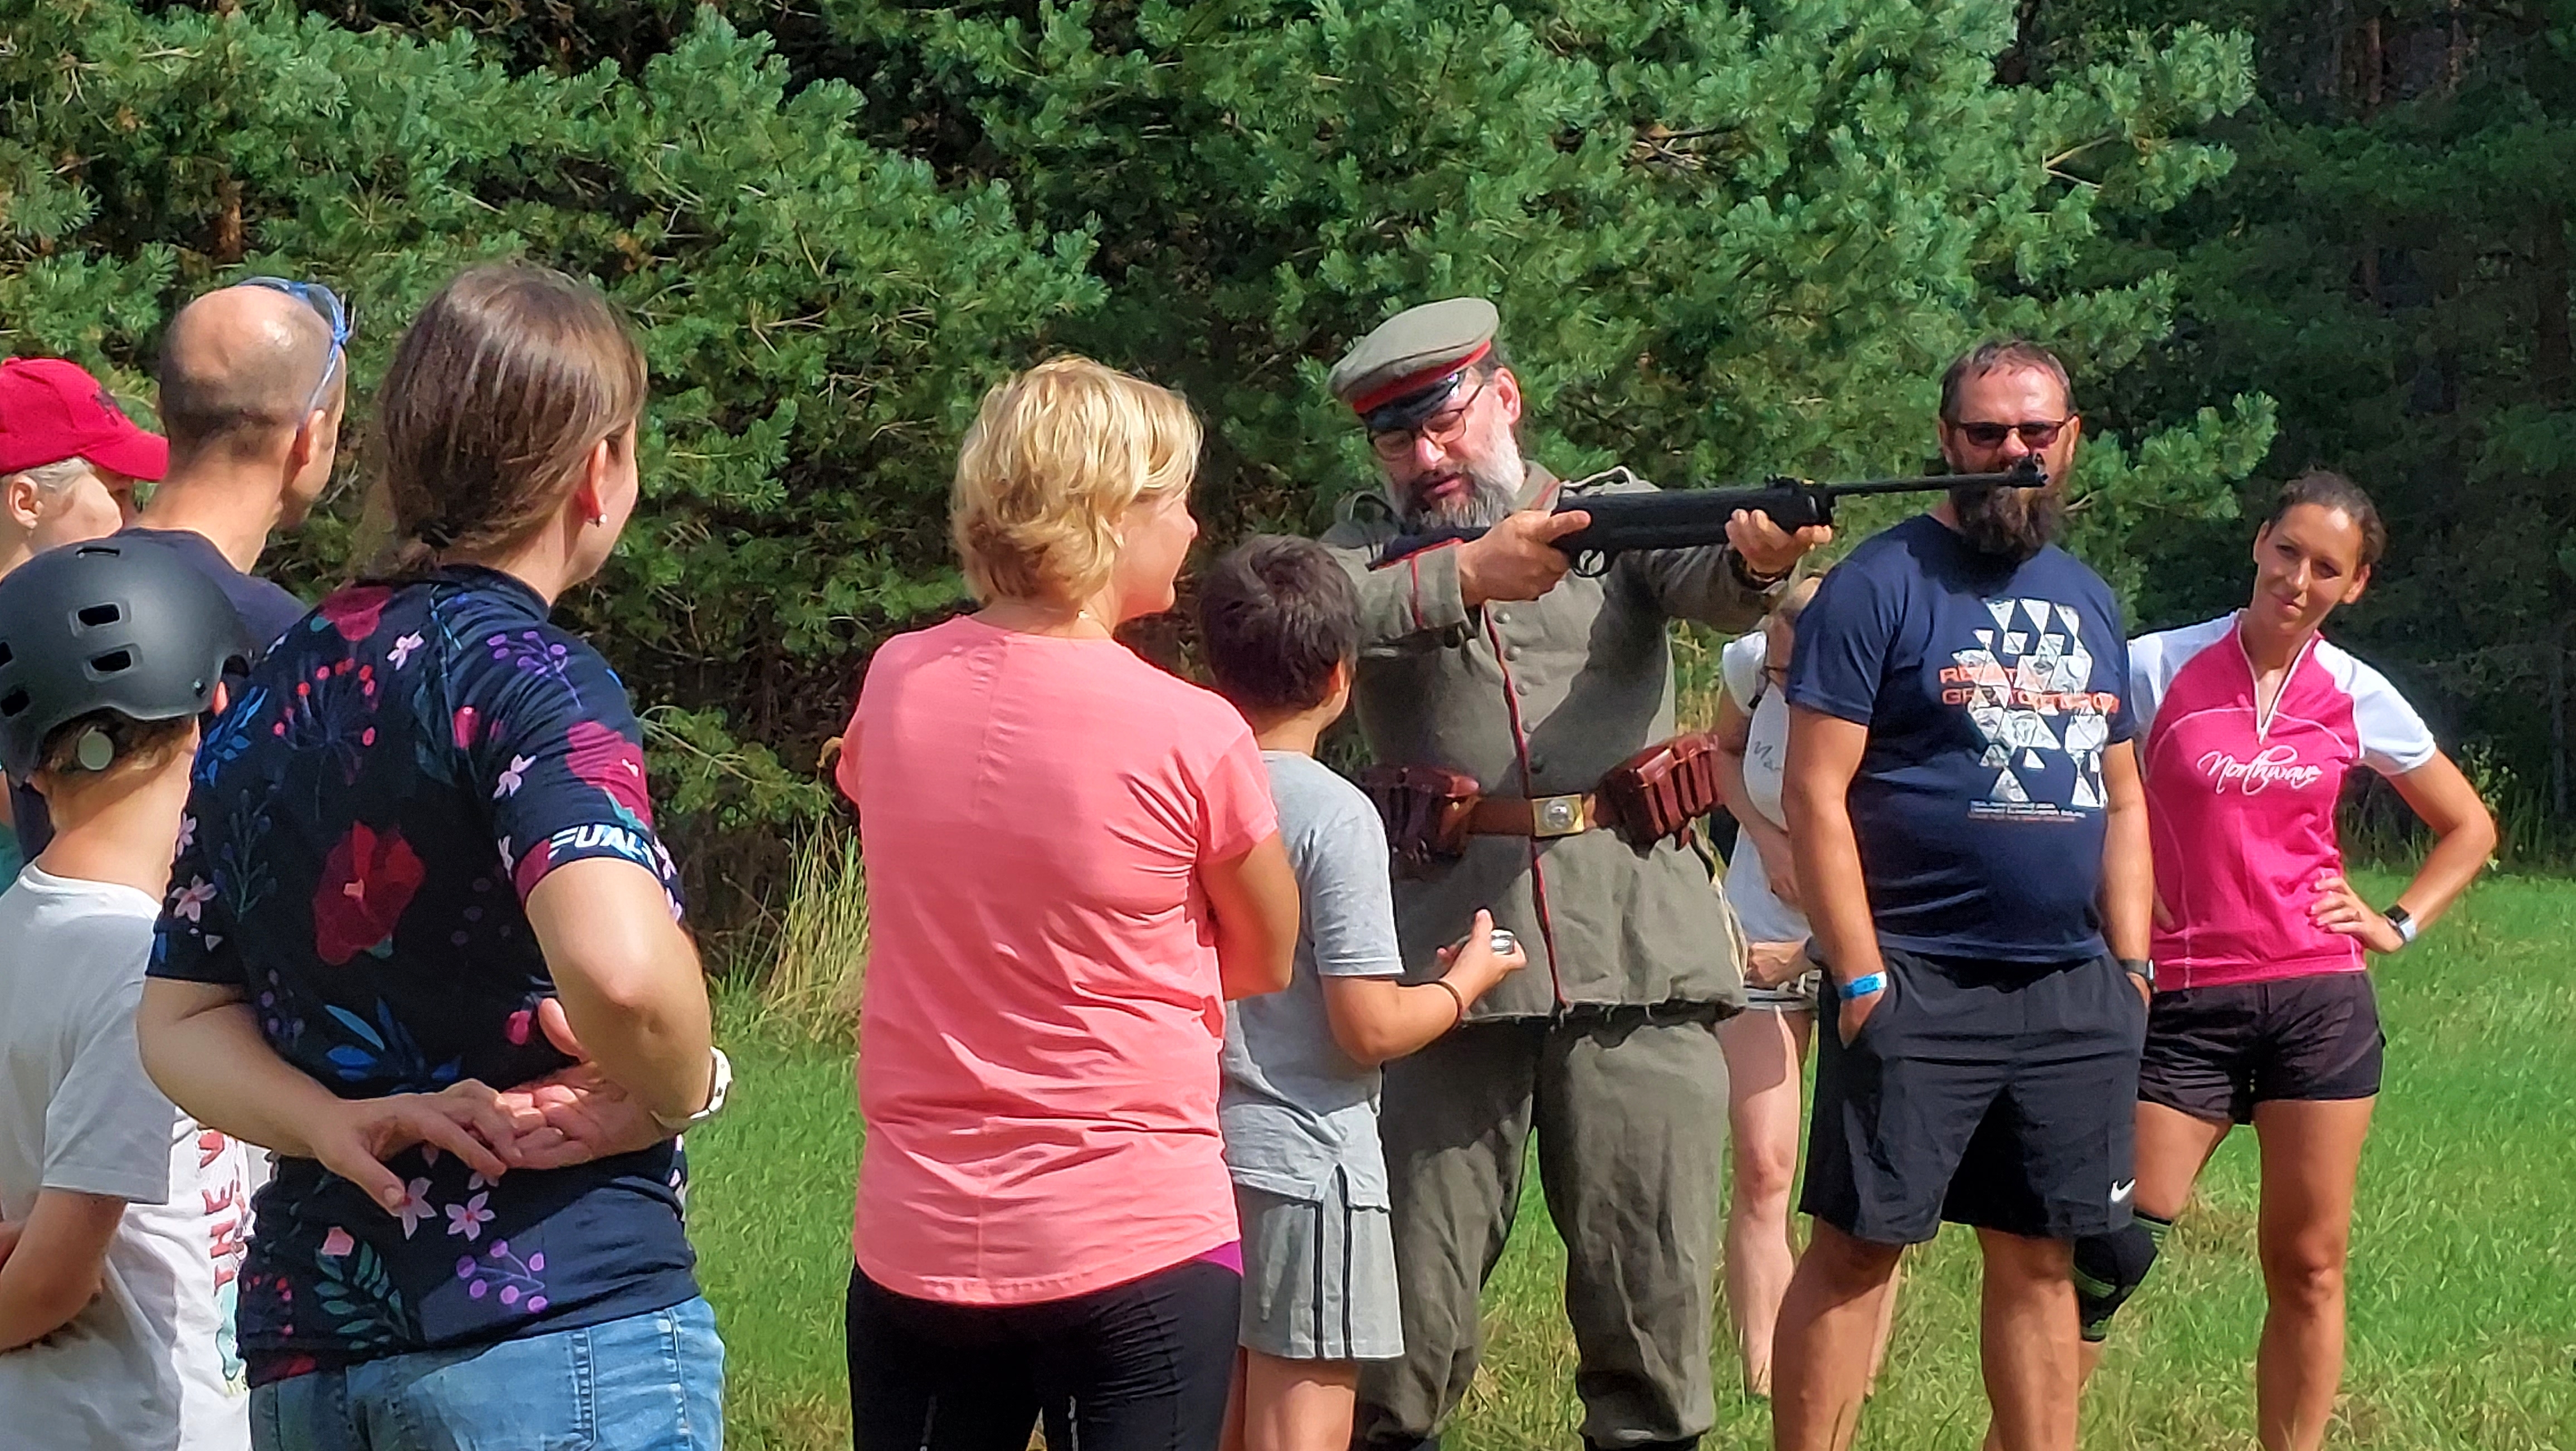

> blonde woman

[
  {"left": 1711, "top": 577, "right": 1897, "bottom": 1396},
  {"left": 836, "top": 357, "right": 1300, "bottom": 1451}
]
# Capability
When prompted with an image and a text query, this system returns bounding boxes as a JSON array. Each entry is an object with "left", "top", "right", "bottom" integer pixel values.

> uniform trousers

[{"left": 1354, "top": 1010, "right": 1728, "bottom": 1451}]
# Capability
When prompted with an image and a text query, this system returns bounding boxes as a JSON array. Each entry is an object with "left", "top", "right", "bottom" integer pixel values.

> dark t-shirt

[
  {"left": 8, "top": 528, "right": 308, "bottom": 856},
  {"left": 150, "top": 566, "right": 697, "bottom": 1377},
  {"left": 1787, "top": 513, "right": 2134, "bottom": 963},
  {"left": 120, "top": 527, "right": 309, "bottom": 653}
]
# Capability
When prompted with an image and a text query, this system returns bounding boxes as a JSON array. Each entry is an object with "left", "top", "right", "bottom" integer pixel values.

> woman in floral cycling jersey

[{"left": 139, "top": 265, "right": 729, "bottom": 1450}]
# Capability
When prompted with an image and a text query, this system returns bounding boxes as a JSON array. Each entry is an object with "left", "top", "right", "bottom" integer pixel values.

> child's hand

[{"left": 1438, "top": 909, "right": 1528, "bottom": 1001}]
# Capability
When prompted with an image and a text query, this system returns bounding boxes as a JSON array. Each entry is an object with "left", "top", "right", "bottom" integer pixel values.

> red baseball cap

[{"left": 0, "top": 357, "right": 169, "bottom": 481}]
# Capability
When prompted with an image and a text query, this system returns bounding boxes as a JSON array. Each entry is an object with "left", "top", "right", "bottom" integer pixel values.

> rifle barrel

[{"left": 1807, "top": 468, "right": 2035, "bottom": 497}]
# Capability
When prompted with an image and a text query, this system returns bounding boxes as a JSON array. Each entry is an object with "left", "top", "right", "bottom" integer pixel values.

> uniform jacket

[{"left": 1319, "top": 461, "right": 1773, "bottom": 1019}]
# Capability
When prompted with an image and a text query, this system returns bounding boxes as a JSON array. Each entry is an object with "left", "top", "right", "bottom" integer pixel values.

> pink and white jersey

[{"left": 2130, "top": 613, "right": 2437, "bottom": 990}]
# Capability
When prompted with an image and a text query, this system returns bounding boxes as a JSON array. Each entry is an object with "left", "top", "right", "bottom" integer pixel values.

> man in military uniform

[{"left": 1318, "top": 298, "right": 1828, "bottom": 1451}]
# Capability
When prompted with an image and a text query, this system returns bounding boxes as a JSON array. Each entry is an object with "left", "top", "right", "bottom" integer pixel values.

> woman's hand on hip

[
  {"left": 1744, "top": 938, "right": 1809, "bottom": 990},
  {"left": 2311, "top": 871, "right": 2404, "bottom": 954}
]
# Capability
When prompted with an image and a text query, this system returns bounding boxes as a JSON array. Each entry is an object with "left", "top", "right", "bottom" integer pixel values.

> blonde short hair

[{"left": 951, "top": 356, "right": 1202, "bottom": 605}]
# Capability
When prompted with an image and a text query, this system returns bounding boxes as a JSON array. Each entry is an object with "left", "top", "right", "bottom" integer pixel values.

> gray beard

[{"left": 1401, "top": 455, "right": 1525, "bottom": 533}]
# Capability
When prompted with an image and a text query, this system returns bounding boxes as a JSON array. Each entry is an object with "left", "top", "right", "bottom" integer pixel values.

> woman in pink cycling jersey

[{"left": 2087, "top": 471, "right": 2494, "bottom": 1451}]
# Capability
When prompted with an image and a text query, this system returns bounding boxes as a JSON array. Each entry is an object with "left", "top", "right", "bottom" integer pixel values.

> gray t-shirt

[{"left": 1220, "top": 753, "right": 1404, "bottom": 1207}]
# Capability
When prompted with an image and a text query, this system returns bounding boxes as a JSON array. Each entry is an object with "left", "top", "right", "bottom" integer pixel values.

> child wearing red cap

[{"left": 0, "top": 357, "right": 168, "bottom": 884}]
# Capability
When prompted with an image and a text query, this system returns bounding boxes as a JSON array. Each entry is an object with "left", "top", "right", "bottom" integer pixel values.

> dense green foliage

[
  {"left": 60, "top": 1, "right": 2576, "bottom": 905},
  {"left": 2023, "top": 2, "right": 2576, "bottom": 846}
]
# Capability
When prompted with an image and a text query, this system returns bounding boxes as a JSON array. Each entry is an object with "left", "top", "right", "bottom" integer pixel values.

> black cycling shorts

[
  {"left": 1801, "top": 946, "right": 2148, "bottom": 1244},
  {"left": 846, "top": 1255, "right": 1240, "bottom": 1451},
  {"left": 2136, "top": 971, "right": 2384, "bottom": 1124}
]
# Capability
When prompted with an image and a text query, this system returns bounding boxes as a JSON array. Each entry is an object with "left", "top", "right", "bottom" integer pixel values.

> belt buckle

[{"left": 1531, "top": 793, "right": 1587, "bottom": 838}]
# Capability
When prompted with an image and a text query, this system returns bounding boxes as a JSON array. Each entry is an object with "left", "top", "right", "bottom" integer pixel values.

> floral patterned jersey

[{"left": 149, "top": 566, "right": 698, "bottom": 1380}]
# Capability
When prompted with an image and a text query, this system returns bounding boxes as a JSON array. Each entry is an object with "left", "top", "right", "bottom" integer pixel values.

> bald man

[
  {"left": 10, "top": 281, "right": 342, "bottom": 856},
  {"left": 126, "top": 281, "right": 344, "bottom": 640}
]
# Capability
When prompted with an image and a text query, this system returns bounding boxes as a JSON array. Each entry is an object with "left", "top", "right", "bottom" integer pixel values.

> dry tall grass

[{"left": 753, "top": 827, "right": 870, "bottom": 1044}]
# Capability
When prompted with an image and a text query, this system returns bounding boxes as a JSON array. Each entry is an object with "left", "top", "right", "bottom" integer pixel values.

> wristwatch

[
  {"left": 2118, "top": 957, "right": 2155, "bottom": 989},
  {"left": 2382, "top": 905, "right": 2418, "bottom": 948},
  {"left": 652, "top": 1046, "right": 734, "bottom": 1133}
]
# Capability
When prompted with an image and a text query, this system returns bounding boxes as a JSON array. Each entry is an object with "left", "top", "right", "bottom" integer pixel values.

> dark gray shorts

[
  {"left": 1801, "top": 946, "right": 2148, "bottom": 1244},
  {"left": 1236, "top": 1171, "right": 1402, "bottom": 1362},
  {"left": 2138, "top": 971, "right": 2384, "bottom": 1123}
]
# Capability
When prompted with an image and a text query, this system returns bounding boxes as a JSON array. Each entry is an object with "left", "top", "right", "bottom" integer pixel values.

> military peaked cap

[{"left": 1327, "top": 297, "right": 1501, "bottom": 433}]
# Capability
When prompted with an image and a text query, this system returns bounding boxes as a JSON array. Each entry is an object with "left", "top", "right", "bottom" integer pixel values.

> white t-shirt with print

[
  {"left": 1719, "top": 632, "right": 1808, "bottom": 944},
  {"left": 0, "top": 865, "right": 251, "bottom": 1451}
]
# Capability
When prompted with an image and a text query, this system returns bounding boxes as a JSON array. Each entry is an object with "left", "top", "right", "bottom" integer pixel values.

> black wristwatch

[
  {"left": 2382, "top": 905, "right": 2418, "bottom": 948},
  {"left": 2118, "top": 957, "right": 2155, "bottom": 990}
]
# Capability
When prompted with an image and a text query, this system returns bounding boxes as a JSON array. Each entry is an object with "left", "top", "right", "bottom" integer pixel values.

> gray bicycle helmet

[{"left": 0, "top": 536, "right": 252, "bottom": 779}]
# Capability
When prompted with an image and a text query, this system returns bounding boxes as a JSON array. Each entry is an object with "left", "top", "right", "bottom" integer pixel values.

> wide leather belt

[{"left": 1465, "top": 791, "right": 1614, "bottom": 839}]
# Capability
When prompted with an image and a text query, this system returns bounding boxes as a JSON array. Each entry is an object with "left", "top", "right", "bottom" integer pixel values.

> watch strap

[{"left": 653, "top": 1046, "right": 733, "bottom": 1133}]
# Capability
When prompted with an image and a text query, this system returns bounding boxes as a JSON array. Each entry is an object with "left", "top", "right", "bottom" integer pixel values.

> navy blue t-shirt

[
  {"left": 1787, "top": 514, "right": 2134, "bottom": 963},
  {"left": 151, "top": 566, "right": 697, "bottom": 1378},
  {"left": 9, "top": 527, "right": 307, "bottom": 857}
]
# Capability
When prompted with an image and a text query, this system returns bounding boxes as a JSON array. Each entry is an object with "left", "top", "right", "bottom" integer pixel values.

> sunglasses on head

[
  {"left": 241, "top": 276, "right": 352, "bottom": 425},
  {"left": 1951, "top": 416, "right": 2074, "bottom": 449}
]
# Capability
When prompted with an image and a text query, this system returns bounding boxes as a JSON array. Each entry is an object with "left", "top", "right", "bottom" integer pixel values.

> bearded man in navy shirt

[{"left": 1768, "top": 342, "right": 2154, "bottom": 1451}]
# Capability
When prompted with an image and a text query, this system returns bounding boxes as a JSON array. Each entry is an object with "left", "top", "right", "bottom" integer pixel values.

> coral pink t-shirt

[
  {"left": 838, "top": 616, "right": 1277, "bottom": 1304},
  {"left": 2130, "top": 613, "right": 2437, "bottom": 991}
]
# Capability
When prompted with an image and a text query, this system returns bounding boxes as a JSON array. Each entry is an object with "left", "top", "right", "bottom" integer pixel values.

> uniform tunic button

[
  {"left": 1529, "top": 754, "right": 1546, "bottom": 771},
  {"left": 1515, "top": 681, "right": 1531, "bottom": 697},
  {"left": 1493, "top": 611, "right": 1511, "bottom": 625},
  {"left": 1505, "top": 645, "right": 1523, "bottom": 661}
]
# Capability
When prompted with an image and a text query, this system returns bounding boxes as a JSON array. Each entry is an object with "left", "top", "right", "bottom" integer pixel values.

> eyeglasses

[
  {"left": 1950, "top": 416, "right": 2075, "bottom": 450},
  {"left": 241, "top": 276, "right": 352, "bottom": 427},
  {"left": 1368, "top": 374, "right": 1490, "bottom": 461}
]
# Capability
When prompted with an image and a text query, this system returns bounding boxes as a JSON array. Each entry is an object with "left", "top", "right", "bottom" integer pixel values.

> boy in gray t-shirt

[{"left": 1198, "top": 537, "right": 1521, "bottom": 1451}]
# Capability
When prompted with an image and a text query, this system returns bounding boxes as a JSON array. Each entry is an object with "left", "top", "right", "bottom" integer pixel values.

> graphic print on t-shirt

[
  {"left": 1945, "top": 597, "right": 2121, "bottom": 822},
  {"left": 1787, "top": 514, "right": 2135, "bottom": 962}
]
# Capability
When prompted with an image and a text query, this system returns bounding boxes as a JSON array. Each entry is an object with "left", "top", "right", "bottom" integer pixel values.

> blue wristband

[{"left": 1836, "top": 972, "right": 1886, "bottom": 1001}]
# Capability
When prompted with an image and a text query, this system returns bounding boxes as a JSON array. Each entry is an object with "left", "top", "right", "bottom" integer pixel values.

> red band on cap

[{"left": 1350, "top": 340, "right": 1492, "bottom": 416}]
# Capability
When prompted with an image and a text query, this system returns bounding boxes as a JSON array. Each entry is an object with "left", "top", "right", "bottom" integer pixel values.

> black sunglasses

[{"left": 1951, "top": 416, "right": 2075, "bottom": 449}]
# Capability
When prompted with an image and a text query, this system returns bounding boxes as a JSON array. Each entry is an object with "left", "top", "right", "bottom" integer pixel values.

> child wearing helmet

[{"left": 0, "top": 536, "right": 255, "bottom": 1449}]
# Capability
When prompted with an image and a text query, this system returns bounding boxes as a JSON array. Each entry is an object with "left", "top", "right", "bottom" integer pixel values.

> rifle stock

[{"left": 1374, "top": 456, "right": 2047, "bottom": 567}]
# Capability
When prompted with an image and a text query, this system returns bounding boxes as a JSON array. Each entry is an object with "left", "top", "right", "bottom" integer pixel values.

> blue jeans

[{"left": 251, "top": 1297, "right": 724, "bottom": 1450}]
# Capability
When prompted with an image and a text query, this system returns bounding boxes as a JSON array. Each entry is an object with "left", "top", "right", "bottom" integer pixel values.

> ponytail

[{"left": 362, "top": 263, "right": 645, "bottom": 581}]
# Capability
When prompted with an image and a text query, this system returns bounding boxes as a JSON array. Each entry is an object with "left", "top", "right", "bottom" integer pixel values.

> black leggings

[{"left": 846, "top": 1258, "right": 1240, "bottom": 1451}]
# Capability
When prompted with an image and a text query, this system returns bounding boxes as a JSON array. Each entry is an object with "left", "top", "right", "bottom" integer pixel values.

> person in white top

[
  {"left": 0, "top": 538, "right": 255, "bottom": 1451},
  {"left": 1710, "top": 576, "right": 1898, "bottom": 1398}
]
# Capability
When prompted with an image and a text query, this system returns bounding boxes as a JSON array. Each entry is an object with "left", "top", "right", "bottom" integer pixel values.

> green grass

[{"left": 685, "top": 871, "right": 2576, "bottom": 1449}]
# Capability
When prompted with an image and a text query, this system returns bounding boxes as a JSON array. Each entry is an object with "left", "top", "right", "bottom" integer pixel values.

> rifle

[{"left": 1375, "top": 455, "right": 2048, "bottom": 569}]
